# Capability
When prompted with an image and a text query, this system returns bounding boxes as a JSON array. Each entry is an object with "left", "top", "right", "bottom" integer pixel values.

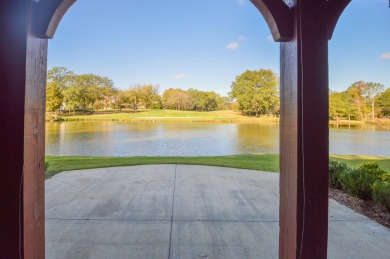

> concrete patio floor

[{"left": 46, "top": 165, "right": 390, "bottom": 259}]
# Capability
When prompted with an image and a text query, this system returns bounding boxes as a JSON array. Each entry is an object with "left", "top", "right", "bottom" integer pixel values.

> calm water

[{"left": 45, "top": 122, "right": 390, "bottom": 157}]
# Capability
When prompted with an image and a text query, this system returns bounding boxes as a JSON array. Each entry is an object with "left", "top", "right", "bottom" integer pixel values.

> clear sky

[{"left": 48, "top": 0, "right": 390, "bottom": 96}]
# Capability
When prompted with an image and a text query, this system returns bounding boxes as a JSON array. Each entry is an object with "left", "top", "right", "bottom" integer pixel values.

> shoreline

[
  {"left": 46, "top": 114, "right": 389, "bottom": 126},
  {"left": 45, "top": 154, "right": 390, "bottom": 177},
  {"left": 47, "top": 117, "right": 390, "bottom": 126},
  {"left": 57, "top": 118, "right": 279, "bottom": 124}
]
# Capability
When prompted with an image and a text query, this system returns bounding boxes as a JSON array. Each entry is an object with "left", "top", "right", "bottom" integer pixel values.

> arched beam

[
  {"left": 327, "top": 0, "right": 351, "bottom": 39},
  {"left": 250, "top": 0, "right": 292, "bottom": 42},
  {"left": 32, "top": 0, "right": 76, "bottom": 39},
  {"left": 45, "top": 0, "right": 77, "bottom": 39},
  {"left": 38, "top": 0, "right": 294, "bottom": 41}
]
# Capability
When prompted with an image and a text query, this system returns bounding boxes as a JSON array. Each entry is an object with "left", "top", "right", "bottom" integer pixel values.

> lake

[{"left": 45, "top": 122, "right": 390, "bottom": 157}]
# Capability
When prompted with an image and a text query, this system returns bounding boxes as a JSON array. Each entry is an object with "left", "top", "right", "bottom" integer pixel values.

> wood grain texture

[
  {"left": 23, "top": 27, "right": 47, "bottom": 258},
  {"left": 279, "top": 0, "right": 331, "bottom": 258},
  {"left": 0, "top": 1, "right": 47, "bottom": 257},
  {"left": 280, "top": 39, "right": 299, "bottom": 259}
]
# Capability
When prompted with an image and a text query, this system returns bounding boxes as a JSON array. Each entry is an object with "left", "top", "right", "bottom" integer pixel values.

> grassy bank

[
  {"left": 48, "top": 109, "right": 390, "bottom": 126},
  {"left": 45, "top": 154, "right": 390, "bottom": 178},
  {"left": 48, "top": 109, "right": 278, "bottom": 123},
  {"left": 45, "top": 154, "right": 280, "bottom": 177},
  {"left": 329, "top": 118, "right": 390, "bottom": 126}
]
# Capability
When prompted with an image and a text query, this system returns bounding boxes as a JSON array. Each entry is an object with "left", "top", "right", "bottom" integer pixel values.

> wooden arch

[
  {"left": 0, "top": 0, "right": 350, "bottom": 258},
  {"left": 33, "top": 0, "right": 350, "bottom": 41}
]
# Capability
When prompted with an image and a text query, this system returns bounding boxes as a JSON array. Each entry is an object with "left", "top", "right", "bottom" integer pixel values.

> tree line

[
  {"left": 46, "top": 67, "right": 230, "bottom": 114},
  {"left": 46, "top": 67, "right": 117, "bottom": 114},
  {"left": 46, "top": 67, "right": 389, "bottom": 120},
  {"left": 329, "top": 81, "right": 389, "bottom": 120}
]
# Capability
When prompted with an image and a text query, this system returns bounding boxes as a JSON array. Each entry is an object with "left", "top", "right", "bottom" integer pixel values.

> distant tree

[
  {"left": 162, "top": 88, "right": 192, "bottom": 110},
  {"left": 46, "top": 67, "right": 118, "bottom": 114},
  {"left": 377, "top": 87, "right": 390, "bottom": 117},
  {"left": 204, "top": 91, "right": 219, "bottom": 111},
  {"left": 63, "top": 84, "right": 83, "bottom": 114},
  {"left": 341, "top": 90, "right": 358, "bottom": 120},
  {"left": 46, "top": 67, "right": 75, "bottom": 113},
  {"left": 230, "top": 69, "right": 279, "bottom": 116},
  {"left": 47, "top": 67, "right": 75, "bottom": 88},
  {"left": 46, "top": 82, "right": 63, "bottom": 113},
  {"left": 187, "top": 89, "right": 202, "bottom": 110},
  {"left": 100, "top": 87, "right": 118, "bottom": 110},
  {"left": 329, "top": 90, "right": 347, "bottom": 121},
  {"left": 75, "top": 74, "right": 113, "bottom": 111},
  {"left": 217, "top": 96, "right": 232, "bottom": 110},
  {"left": 127, "top": 84, "right": 144, "bottom": 112},
  {"left": 347, "top": 81, "right": 369, "bottom": 120},
  {"left": 140, "top": 84, "right": 162, "bottom": 109},
  {"left": 115, "top": 90, "right": 130, "bottom": 111},
  {"left": 364, "top": 82, "right": 384, "bottom": 119}
]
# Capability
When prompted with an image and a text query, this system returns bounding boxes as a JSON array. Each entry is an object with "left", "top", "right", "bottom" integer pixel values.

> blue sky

[{"left": 48, "top": 0, "right": 390, "bottom": 96}]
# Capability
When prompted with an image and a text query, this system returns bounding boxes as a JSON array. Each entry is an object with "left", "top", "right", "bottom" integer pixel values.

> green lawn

[
  {"left": 45, "top": 154, "right": 280, "bottom": 178},
  {"left": 56, "top": 109, "right": 279, "bottom": 123},
  {"left": 330, "top": 155, "right": 390, "bottom": 171},
  {"left": 45, "top": 154, "right": 390, "bottom": 178}
]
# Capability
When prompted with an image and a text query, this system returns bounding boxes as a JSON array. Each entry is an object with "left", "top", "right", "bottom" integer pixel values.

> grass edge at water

[{"left": 45, "top": 154, "right": 280, "bottom": 178}]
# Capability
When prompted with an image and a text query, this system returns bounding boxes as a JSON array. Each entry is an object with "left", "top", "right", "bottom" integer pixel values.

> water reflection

[
  {"left": 329, "top": 123, "right": 390, "bottom": 131},
  {"left": 45, "top": 122, "right": 389, "bottom": 157}
]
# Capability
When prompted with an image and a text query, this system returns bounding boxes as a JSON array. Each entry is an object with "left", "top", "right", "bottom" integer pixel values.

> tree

[
  {"left": 127, "top": 84, "right": 144, "bottom": 112},
  {"left": 162, "top": 88, "right": 192, "bottom": 110},
  {"left": 139, "top": 84, "right": 162, "bottom": 109},
  {"left": 100, "top": 87, "right": 118, "bottom": 110},
  {"left": 347, "top": 81, "right": 369, "bottom": 120},
  {"left": 230, "top": 69, "right": 279, "bottom": 116},
  {"left": 364, "top": 82, "right": 384, "bottom": 119},
  {"left": 63, "top": 84, "right": 83, "bottom": 114},
  {"left": 47, "top": 67, "right": 75, "bottom": 88},
  {"left": 46, "top": 67, "right": 75, "bottom": 113},
  {"left": 341, "top": 90, "right": 358, "bottom": 120},
  {"left": 377, "top": 87, "right": 390, "bottom": 117},
  {"left": 217, "top": 96, "right": 232, "bottom": 110},
  {"left": 115, "top": 90, "right": 130, "bottom": 111},
  {"left": 329, "top": 90, "right": 347, "bottom": 121},
  {"left": 46, "top": 82, "right": 63, "bottom": 113},
  {"left": 73, "top": 74, "right": 115, "bottom": 111}
]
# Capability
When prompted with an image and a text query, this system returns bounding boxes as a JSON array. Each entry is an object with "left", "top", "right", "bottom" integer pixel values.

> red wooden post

[
  {"left": 23, "top": 26, "right": 48, "bottom": 259},
  {"left": 0, "top": 0, "right": 72, "bottom": 257},
  {"left": 0, "top": 1, "right": 48, "bottom": 257},
  {"left": 0, "top": 1, "right": 29, "bottom": 257},
  {"left": 252, "top": 0, "right": 350, "bottom": 258},
  {"left": 279, "top": 0, "right": 331, "bottom": 256}
]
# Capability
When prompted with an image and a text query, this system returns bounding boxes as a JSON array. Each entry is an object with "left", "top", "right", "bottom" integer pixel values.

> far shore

[
  {"left": 46, "top": 109, "right": 390, "bottom": 125},
  {"left": 47, "top": 109, "right": 279, "bottom": 124}
]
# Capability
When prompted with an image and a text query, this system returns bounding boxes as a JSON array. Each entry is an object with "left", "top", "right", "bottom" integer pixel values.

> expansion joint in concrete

[{"left": 168, "top": 165, "right": 178, "bottom": 259}]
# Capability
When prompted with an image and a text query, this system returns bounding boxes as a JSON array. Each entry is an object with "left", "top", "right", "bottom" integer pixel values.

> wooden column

[
  {"left": 23, "top": 19, "right": 48, "bottom": 259},
  {"left": 252, "top": 0, "right": 350, "bottom": 258},
  {"left": 0, "top": 1, "right": 47, "bottom": 257},
  {"left": 0, "top": 1, "right": 29, "bottom": 257},
  {"left": 279, "top": 0, "right": 330, "bottom": 257}
]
